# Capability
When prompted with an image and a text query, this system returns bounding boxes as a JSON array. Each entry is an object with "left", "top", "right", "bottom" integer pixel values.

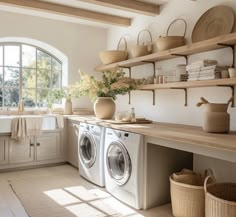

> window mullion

[
  {"left": 36, "top": 48, "right": 38, "bottom": 107},
  {"left": 2, "top": 46, "right": 4, "bottom": 108},
  {"left": 19, "top": 44, "right": 22, "bottom": 105}
]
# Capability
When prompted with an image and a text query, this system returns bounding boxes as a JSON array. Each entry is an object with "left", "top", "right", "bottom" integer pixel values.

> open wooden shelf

[
  {"left": 139, "top": 78, "right": 236, "bottom": 90},
  {"left": 95, "top": 32, "right": 236, "bottom": 71}
]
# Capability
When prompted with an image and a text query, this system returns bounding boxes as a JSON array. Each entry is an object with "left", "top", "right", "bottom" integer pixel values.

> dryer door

[
  {"left": 106, "top": 141, "right": 131, "bottom": 186},
  {"left": 79, "top": 132, "right": 97, "bottom": 168}
]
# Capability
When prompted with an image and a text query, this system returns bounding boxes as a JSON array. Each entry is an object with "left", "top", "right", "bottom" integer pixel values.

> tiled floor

[{"left": 0, "top": 164, "right": 173, "bottom": 217}]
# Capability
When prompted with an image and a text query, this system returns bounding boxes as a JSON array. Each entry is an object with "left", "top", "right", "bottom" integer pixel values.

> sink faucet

[{"left": 18, "top": 99, "right": 24, "bottom": 114}]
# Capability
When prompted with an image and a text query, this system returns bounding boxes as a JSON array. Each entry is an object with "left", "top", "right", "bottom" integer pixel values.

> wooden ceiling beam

[
  {"left": 0, "top": 0, "right": 132, "bottom": 26},
  {"left": 80, "top": 0, "right": 160, "bottom": 16}
]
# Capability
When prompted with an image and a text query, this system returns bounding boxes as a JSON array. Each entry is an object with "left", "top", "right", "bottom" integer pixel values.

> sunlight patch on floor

[
  {"left": 66, "top": 203, "right": 106, "bottom": 217},
  {"left": 44, "top": 189, "right": 81, "bottom": 206},
  {"left": 90, "top": 197, "right": 143, "bottom": 217},
  {"left": 44, "top": 186, "right": 144, "bottom": 217},
  {"left": 65, "top": 186, "right": 110, "bottom": 201}
]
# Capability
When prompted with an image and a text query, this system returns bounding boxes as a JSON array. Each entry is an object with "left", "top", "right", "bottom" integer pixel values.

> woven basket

[
  {"left": 205, "top": 176, "right": 236, "bottom": 217},
  {"left": 130, "top": 29, "right": 153, "bottom": 58},
  {"left": 99, "top": 37, "right": 128, "bottom": 65},
  {"left": 156, "top": 19, "right": 187, "bottom": 51},
  {"left": 170, "top": 169, "right": 213, "bottom": 217}
]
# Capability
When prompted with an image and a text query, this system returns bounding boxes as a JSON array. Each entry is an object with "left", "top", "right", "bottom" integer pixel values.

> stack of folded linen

[
  {"left": 187, "top": 60, "right": 228, "bottom": 81},
  {"left": 166, "top": 74, "right": 188, "bottom": 83}
]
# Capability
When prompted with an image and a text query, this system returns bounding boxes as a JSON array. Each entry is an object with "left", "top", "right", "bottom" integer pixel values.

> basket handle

[
  {"left": 166, "top": 19, "right": 187, "bottom": 37},
  {"left": 204, "top": 169, "right": 215, "bottom": 194},
  {"left": 137, "top": 29, "right": 153, "bottom": 45},
  {"left": 117, "top": 37, "right": 127, "bottom": 52}
]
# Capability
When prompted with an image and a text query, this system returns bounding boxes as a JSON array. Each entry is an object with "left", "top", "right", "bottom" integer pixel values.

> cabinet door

[
  {"left": 36, "top": 132, "right": 61, "bottom": 161},
  {"left": 67, "top": 121, "right": 79, "bottom": 167},
  {"left": 0, "top": 137, "right": 8, "bottom": 164},
  {"left": 9, "top": 138, "right": 34, "bottom": 164}
]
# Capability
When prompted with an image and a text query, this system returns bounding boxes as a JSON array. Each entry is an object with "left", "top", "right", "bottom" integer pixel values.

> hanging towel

[
  {"left": 11, "top": 117, "right": 27, "bottom": 141},
  {"left": 25, "top": 116, "right": 43, "bottom": 137},
  {"left": 55, "top": 115, "right": 64, "bottom": 128}
]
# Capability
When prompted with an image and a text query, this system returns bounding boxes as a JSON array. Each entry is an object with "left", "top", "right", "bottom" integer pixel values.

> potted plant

[{"left": 72, "top": 68, "right": 139, "bottom": 119}]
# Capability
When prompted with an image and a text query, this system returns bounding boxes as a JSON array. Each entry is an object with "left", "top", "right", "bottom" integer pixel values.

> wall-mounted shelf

[
  {"left": 95, "top": 33, "right": 236, "bottom": 106},
  {"left": 95, "top": 32, "right": 236, "bottom": 71},
  {"left": 139, "top": 78, "right": 236, "bottom": 107}
]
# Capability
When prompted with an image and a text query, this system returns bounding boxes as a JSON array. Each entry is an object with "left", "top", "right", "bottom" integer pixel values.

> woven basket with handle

[
  {"left": 156, "top": 19, "right": 187, "bottom": 51},
  {"left": 99, "top": 37, "right": 128, "bottom": 65},
  {"left": 205, "top": 175, "right": 236, "bottom": 217},
  {"left": 170, "top": 169, "right": 214, "bottom": 217},
  {"left": 131, "top": 29, "right": 153, "bottom": 58}
]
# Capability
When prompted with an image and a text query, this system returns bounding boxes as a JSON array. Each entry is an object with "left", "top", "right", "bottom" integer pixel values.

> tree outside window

[{"left": 0, "top": 43, "right": 62, "bottom": 108}]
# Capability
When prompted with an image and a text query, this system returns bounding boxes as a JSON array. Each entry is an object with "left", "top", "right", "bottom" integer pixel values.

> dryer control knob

[
  {"left": 117, "top": 132, "right": 122, "bottom": 138},
  {"left": 86, "top": 126, "right": 89, "bottom": 130}
]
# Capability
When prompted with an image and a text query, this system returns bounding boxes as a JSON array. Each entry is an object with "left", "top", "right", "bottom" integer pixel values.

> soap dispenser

[{"left": 130, "top": 108, "right": 136, "bottom": 123}]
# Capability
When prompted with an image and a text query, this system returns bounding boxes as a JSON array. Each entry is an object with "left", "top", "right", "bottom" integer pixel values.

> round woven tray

[{"left": 192, "top": 5, "right": 234, "bottom": 43}]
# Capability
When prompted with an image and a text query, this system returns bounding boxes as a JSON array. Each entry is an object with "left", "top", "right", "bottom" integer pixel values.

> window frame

[{"left": 0, "top": 42, "right": 63, "bottom": 108}]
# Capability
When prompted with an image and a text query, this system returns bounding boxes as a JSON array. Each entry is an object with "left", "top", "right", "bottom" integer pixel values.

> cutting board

[{"left": 104, "top": 119, "right": 152, "bottom": 124}]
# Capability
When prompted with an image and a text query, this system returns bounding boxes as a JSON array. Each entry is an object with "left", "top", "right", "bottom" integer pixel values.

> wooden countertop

[{"left": 67, "top": 116, "right": 236, "bottom": 153}]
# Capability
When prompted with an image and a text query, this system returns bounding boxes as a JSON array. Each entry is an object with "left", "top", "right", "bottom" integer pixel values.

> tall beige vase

[
  {"left": 64, "top": 98, "right": 73, "bottom": 115},
  {"left": 94, "top": 97, "right": 115, "bottom": 119}
]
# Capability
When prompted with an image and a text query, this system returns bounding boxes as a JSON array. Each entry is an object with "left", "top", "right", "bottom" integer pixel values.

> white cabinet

[
  {"left": 9, "top": 137, "right": 34, "bottom": 164},
  {"left": 67, "top": 120, "right": 79, "bottom": 167},
  {"left": 8, "top": 131, "right": 62, "bottom": 164},
  {"left": 0, "top": 137, "right": 8, "bottom": 164},
  {"left": 36, "top": 132, "right": 61, "bottom": 161}
]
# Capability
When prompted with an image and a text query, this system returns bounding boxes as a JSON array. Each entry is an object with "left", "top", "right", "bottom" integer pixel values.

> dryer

[
  {"left": 104, "top": 128, "right": 144, "bottom": 209},
  {"left": 78, "top": 123, "right": 105, "bottom": 187}
]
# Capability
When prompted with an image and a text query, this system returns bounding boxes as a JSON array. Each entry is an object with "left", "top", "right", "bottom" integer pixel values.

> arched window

[{"left": 0, "top": 42, "right": 63, "bottom": 108}]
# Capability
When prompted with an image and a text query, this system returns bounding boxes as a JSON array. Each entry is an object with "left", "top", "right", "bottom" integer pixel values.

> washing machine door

[
  {"left": 79, "top": 132, "right": 97, "bottom": 168},
  {"left": 106, "top": 141, "right": 131, "bottom": 186}
]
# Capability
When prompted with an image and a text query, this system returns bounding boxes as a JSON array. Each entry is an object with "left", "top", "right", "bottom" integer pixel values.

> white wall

[
  {"left": 0, "top": 11, "right": 107, "bottom": 108},
  {"left": 107, "top": 0, "right": 236, "bottom": 130}
]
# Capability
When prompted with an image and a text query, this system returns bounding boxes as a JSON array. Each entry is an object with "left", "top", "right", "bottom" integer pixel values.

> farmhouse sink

[{"left": 0, "top": 115, "right": 57, "bottom": 133}]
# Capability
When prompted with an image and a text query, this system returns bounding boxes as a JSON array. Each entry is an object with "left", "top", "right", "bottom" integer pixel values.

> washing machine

[
  {"left": 104, "top": 128, "right": 144, "bottom": 209},
  {"left": 78, "top": 122, "right": 105, "bottom": 187}
]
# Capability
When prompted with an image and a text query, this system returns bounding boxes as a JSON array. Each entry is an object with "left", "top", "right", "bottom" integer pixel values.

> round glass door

[
  {"left": 106, "top": 141, "right": 131, "bottom": 186},
  {"left": 79, "top": 132, "right": 96, "bottom": 168}
]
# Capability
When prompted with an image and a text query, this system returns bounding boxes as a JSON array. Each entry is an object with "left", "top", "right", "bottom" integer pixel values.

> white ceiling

[{"left": 0, "top": 0, "right": 170, "bottom": 28}]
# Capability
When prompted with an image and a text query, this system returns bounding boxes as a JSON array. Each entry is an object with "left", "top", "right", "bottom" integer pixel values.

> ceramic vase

[
  {"left": 94, "top": 97, "right": 115, "bottom": 119},
  {"left": 64, "top": 98, "right": 73, "bottom": 115}
]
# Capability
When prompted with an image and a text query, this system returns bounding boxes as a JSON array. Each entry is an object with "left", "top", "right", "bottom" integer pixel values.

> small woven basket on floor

[
  {"left": 170, "top": 169, "right": 213, "bottom": 217},
  {"left": 205, "top": 176, "right": 236, "bottom": 217}
]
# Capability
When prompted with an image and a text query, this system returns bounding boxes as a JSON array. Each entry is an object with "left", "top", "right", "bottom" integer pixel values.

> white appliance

[
  {"left": 78, "top": 123, "right": 105, "bottom": 187},
  {"left": 104, "top": 128, "right": 144, "bottom": 209}
]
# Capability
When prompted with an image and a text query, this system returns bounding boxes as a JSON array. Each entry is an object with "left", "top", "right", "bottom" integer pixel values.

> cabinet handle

[
  {"left": 3, "top": 142, "right": 5, "bottom": 161},
  {"left": 37, "top": 143, "right": 40, "bottom": 146}
]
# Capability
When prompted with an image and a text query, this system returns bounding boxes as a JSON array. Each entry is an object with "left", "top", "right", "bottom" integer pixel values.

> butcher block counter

[{"left": 67, "top": 116, "right": 236, "bottom": 162}]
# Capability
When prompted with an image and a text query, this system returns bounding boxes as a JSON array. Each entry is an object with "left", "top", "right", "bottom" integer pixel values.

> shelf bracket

[
  {"left": 217, "top": 85, "right": 235, "bottom": 107},
  {"left": 141, "top": 61, "right": 156, "bottom": 77},
  {"left": 119, "top": 66, "right": 132, "bottom": 104},
  {"left": 171, "top": 88, "right": 188, "bottom": 106},
  {"left": 171, "top": 54, "right": 189, "bottom": 65},
  {"left": 217, "top": 43, "right": 235, "bottom": 68},
  {"left": 139, "top": 89, "right": 156, "bottom": 106}
]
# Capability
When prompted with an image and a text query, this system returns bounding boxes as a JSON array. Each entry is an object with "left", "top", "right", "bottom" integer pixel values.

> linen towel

[
  {"left": 25, "top": 116, "right": 43, "bottom": 137},
  {"left": 55, "top": 115, "right": 64, "bottom": 128},
  {"left": 11, "top": 117, "right": 27, "bottom": 141}
]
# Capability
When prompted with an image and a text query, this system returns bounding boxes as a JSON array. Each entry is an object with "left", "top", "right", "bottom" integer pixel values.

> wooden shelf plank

[
  {"left": 95, "top": 32, "right": 236, "bottom": 71},
  {"left": 139, "top": 78, "right": 236, "bottom": 90}
]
